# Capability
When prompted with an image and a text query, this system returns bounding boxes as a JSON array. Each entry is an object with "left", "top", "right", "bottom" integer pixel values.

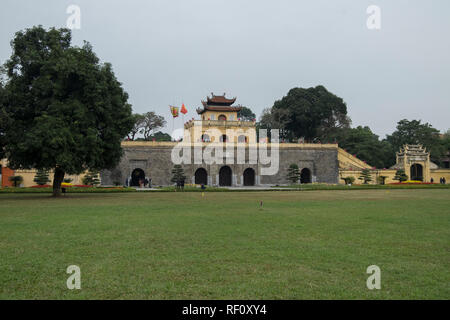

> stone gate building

[{"left": 100, "top": 94, "right": 340, "bottom": 187}]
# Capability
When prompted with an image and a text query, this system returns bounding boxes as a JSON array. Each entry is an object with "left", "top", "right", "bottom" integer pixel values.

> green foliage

[
  {"left": 260, "top": 86, "right": 351, "bottom": 141},
  {"left": 33, "top": 169, "right": 50, "bottom": 185},
  {"left": 237, "top": 106, "right": 256, "bottom": 121},
  {"left": 1, "top": 26, "right": 134, "bottom": 195},
  {"left": 0, "top": 187, "right": 136, "bottom": 193},
  {"left": 287, "top": 163, "right": 300, "bottom": 184},
  {"left": 358, "top": 168, "right": 372, "bottom": 184},
  {"left": 127, "top": 112, "right": 166, "bottom": 141},
  {"left": 8, "top": 175, "right": 23, "bottom": 187},
  {"left": 0, "top": 82, "right": 7, "bottom": 159},
  {"left": 146, "top": 131, "right": 172, "bottom": 141},
  {"left": 141, "top": 112, "right": 166, "bottom": 140},
  {"left": 393, "top": 169, "right": 408, "bottom": 182},
  {"left": 82, "top": 171, "right": 101, "bottom": 186},
  {"left": 386, "top": 119, "right": 445, "bottom": 165},
  {"left": 63, "top": 178, "right": 73, "bottom": 183},
  {"left": 341, "top": 176, "right": 355, "bottom": 185},
  {"left": 127, "top": 114, "right": 146, "bottom": 140},
  {"left": 331, "top": 126, "right": 395, "bottom": 168},
  {"left": 170, "top": 165, "right": 186, "bottom": 185}
]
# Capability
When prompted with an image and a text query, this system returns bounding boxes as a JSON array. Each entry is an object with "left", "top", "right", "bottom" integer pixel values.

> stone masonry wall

[{"left": 101, "top": 142, "right": 339, "bottom": 186}]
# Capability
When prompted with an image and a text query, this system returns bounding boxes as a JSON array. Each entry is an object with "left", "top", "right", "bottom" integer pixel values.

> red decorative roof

[
  {"left": 197, "top": 93, "right": 241, "bottom": 114},
  {"left": 206, "top": 93, "right": 236, "bottom": 106}
]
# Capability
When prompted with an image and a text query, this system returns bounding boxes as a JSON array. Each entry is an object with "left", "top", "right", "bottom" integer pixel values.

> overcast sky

[{"left": 1, "top": 0, "right": 449, "bottom": 138}]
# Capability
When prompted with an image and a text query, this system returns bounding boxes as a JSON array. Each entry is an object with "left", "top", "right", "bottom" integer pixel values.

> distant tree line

[
  {"left": 259, "top": 86, "right": 450, "bottom": 169},
  {"left": 127, "top": 112, "right": 169, "bottom": 141}
]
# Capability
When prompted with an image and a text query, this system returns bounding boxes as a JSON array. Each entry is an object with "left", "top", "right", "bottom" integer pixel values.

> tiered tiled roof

[{"left": 197, "top": 93, "right": 241, "bottom": 114}]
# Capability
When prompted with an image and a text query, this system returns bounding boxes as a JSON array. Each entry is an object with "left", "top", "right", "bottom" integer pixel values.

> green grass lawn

[{"left": 0, "top": 190, "right": 449, "bottom": 299}]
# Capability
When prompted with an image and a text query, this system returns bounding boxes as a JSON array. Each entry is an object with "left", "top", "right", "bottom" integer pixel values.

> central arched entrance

[
  {"left": 300, "top": 168, "right": 312, "bottom": 184},
  {"left": 410, "top": 164, "right": 423, "bottom": 181},
  {"left": 243, "top": 168, "right": 255, "bottom": 186},
  {"left": 130, "top": 168, "right": 145, "bottom": 186},
  {"left": 195, "top": 168, "right": 208, "bottom": 185},
  {"left": 219, "top": 166, "right": 232, "bottom": 186}
]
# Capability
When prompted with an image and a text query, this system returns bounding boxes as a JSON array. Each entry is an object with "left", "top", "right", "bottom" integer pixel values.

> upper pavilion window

[
  {"left": 218, "top": 114, "right": 227, "bottom": 121},
  {"left": 220, "top": 135, "right": 228, "bottom": 142},
  {"left": 238, "top": 135, "right": 247, "bottom": 143},
  {"left": 201, "top": 134, "right": 211, "bottom": 142}
]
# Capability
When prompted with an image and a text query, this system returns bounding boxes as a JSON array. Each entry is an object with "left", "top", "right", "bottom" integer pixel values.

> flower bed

[{"left": 389, "top": 181, "right": 434, "bottom": 185}]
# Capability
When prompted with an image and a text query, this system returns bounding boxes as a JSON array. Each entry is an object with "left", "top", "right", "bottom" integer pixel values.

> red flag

[{"left": 180, "top": 103, "right": 188, "bottom": 115}]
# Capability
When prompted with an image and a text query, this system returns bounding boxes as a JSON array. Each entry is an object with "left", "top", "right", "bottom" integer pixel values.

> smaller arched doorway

[
  {"left": 201, "top": 134, "right": 210, "bottom": 142},
  {"left": 243, "top": 168, "right": 255, "bottom": 186},
  {"left": 219, "top": 166, "right": 232, "bottom": 186},
  {"left": 220, "top": 134, "right": 228, "bottom": 142},
  {"left": 300, "top": 168, "right": 312, "bottom": 184},
  {"left": 218, "top": 114, "right": 227, "bottom": 121},
  {"left": 195, "top": 168, "right": 208, "bottom": 185},
  {"left": 130, "top": 168, "right": 146, "bottom": 186},
  {"left": 410, "top": 164, "right": 423, "bottom": 181},
  {"left": 238, "top": 135, "right": 247, "bottom": 143}
]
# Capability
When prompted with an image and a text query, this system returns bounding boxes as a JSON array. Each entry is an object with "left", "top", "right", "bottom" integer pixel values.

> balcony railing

[{"left": 184, "top": 120, "right": 256, "bottom": 129}]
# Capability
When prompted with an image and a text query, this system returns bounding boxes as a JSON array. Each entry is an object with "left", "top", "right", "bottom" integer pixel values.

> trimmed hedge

[
  {"left": 275, "top": 183, "right": 450, "bottom": 191},
  {"left": 0, "top": 187, "right": 137, "bottom": 193}
]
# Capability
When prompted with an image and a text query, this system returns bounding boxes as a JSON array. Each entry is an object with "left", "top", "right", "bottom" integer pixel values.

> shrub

[
  {"left": 82, "top": 171, "right": 101, "bottom": 186},
  {"left": 287, "top": 164, "right": 300, "bottom": 184},
  {"left": 393, "top": 169, "right": 408, "bottom": 182},
  {"left": 341, "top": 176, "right": 355, "bottom": 185},
  {"left": 171, "top": 165, "right": 186, "bottom": 187},
  {"left": 9, "top": 175, "right": 23, "bottom": 187},
  {"left": 33, "top": 169, "right": 50, "bottom": 186},
  {"left": 358, "top": 169, "right": 372, "bottom": 184}
]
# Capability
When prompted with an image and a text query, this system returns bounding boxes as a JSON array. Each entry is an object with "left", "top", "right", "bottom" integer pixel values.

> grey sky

[{"left": 1, "top": 0, "right": 449, "bottom": 138}]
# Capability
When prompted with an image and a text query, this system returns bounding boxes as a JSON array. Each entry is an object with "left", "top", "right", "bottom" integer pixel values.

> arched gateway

[
  {"left": 243, "top": 168, "right": 255, "bottom": 186},
  {"left": 410, "top": 163, "right": 423, "bottom": 181},
  {"left": 219, "top": 166, "right": 232, "bottom": 186},
  {"left": 195, "top": 168, "right": 208, "bottom": 185},
  {"left": 130, "top": 168, "right": 145, "bottom": 186},
  {"left": 300, "top": 168, "right": 312, "bottom": 184}
]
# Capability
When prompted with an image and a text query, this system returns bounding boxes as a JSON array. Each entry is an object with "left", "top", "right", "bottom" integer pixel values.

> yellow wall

[
  {"left": 338, "top": 148, "right": 372, "bottom": 170},
  {"left": 430, "top": 170, "right": 450, "bottom": 183},
  {"left": 185, "top": 119, "right": 257, "bottom": 143},
  {"left": 0, "top": 161, "right": 90, "bottom": 187},
  {"left": 200, "top": 110, "right": 238, "bottom": 121},
  {"left": 339, "top": 169, "right": 450, "bottom": 184}
]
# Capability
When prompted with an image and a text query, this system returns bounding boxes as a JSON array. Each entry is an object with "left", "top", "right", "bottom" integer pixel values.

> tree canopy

[
  {"left": 237, "top": 106, "right": 256, "bottom": 121},
  {"left": 0, "top": 82, "right": 7, "bottom": 159},
  {"left": 141, "top": 111, "right": 166, "bottom": 140},
  {"left": 330, "top": 126, "right": 394, "bottom": 168},
  {"left": 260, "top": 86, "right": 351, "bottom": 141},
  {"left": 386, "top": 119, "right": 445, "bottom": 165},
  {"left": 1, "top": 26, "right": 134, "bottom": 195},
  {"left": 127, "top": 113, "right": 146, "bottom": 140}
]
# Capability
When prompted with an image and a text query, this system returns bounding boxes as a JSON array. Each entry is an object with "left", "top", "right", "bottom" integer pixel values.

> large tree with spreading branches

[
  {"left": 1, "top": 26, "right": 134, "bottom": 196},
  {"left": 260, "top": 86, "right": 351, "bottom": 141}
]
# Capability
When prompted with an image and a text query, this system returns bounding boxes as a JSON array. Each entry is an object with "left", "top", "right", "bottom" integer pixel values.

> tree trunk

[{"left": 52, "top": 167, "right": 65, "bottom": 197}]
